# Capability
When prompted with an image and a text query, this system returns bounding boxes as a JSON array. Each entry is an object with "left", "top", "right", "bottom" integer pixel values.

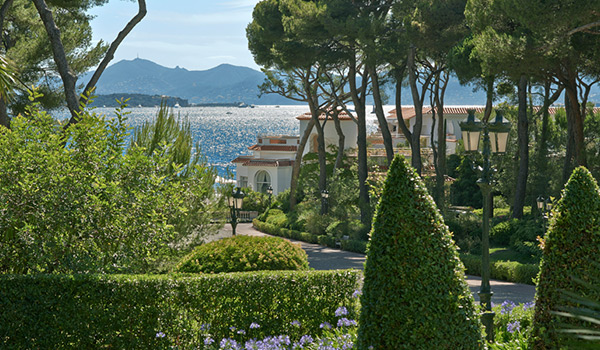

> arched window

[{"left": 255, "top": 170, "right": 271, "bottom": 194}]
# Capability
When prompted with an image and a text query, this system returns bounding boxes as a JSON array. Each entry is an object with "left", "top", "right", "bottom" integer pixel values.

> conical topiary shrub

[
  {"left": 356, "top": 155, "right": 483, "bottom": 350},
  {"left": 530, "top": 166, "right": 600, "bottom": 350}
]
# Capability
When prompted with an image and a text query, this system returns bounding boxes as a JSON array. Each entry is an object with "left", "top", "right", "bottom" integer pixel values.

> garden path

[{"left": 215, "top": 223, "right": 537, "bottom": 305}]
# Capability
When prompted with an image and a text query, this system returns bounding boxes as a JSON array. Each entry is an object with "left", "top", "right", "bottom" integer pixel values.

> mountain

[{"left": 80, "top": 58, "right": 489, "bottom": 105}]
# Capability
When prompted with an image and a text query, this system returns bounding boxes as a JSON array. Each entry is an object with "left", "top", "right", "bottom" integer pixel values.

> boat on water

[{"left": 174, "top": 103, "right": 181, "bottom": 108}]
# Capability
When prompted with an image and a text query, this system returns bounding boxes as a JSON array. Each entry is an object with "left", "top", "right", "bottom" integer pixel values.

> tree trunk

[
  {"left": 407, "top": 47, "right": 423, "bottom": 175},
  {"left": 33, "top": 0, "right": 146, "bottom": 126},
  {"left": 369, "top": 65, "right": 394, "bottom": 164},
  {"left": 289, "top": 119, "right": 315, "bottom": 210},
  {"left": 394, "top": 70, "right": 412, "bottom": 143},
  {"left": 331, "top": 109, "right": 345, "bottom": 172},
  {"left": 512, "top": 75, "right": 529, "bottom": 219},
  {"left": 562, "top": 94, "right": 575, "bottom": 186},
  {"left": 433, "top": 72, "right": 448, "bottom": 209},
  {"left": 348, "top": 55, "right": 370, "bottom": 225},
  {"left": 0, "top": 98, "right": 8, "bottom": 128}
]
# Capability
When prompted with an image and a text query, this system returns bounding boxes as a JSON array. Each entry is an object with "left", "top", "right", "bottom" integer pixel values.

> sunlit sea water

[{"left": 65, "top": 105, "right": 380, "bottom": 177}]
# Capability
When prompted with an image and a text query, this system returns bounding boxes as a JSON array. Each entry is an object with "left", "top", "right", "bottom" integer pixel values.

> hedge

[
  {"left": 175, "top": 235, "right": 309, "bottom": 273},
  {"left": 460, "top": 253, "right": 539, "bottom": 285},
  {"left": 253, "top": 219, "right": 367, "bottom": 254},
  {"left": 0, "top": 270, "right": 361, "bottom": 349}
]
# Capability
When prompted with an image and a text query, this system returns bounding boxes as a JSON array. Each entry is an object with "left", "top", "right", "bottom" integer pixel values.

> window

[
  {"left": 240, "top": 176, "right": 248, "bottom": 188},
  {"left": 255, "top": 171, "right": 271, "bottom": 194}
]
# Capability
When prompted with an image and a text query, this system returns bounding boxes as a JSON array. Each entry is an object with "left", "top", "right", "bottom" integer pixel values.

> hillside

[{"left": 80, "top": 58, "right": 491, "bottom": 105}]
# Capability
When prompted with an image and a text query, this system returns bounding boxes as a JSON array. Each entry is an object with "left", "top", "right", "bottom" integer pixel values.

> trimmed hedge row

[
  {"left": 253, "top": 219, "right": 368, "bottom": 254},
  {"left": 460, "top": 253, "right": 539, "bottom": 285},
  {"left": 0, "top": 270, "right": 361, "bottom": 349}
]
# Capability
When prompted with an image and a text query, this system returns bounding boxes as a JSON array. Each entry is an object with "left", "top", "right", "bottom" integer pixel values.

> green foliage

[
  {"left": 531, "top": 167, "right": 600, "bottom": 350},
  {"left": 0, "top": 270, "right": 361, "bottom": 348},
  {"left": 357, "top": 155, "right": 483, "bottom": 349},
  {"left": 491, "top": 219, "right": 520, "bottom": 246},
  {"left": 490, "top": 301, "right": 535, "bottom": 350},
  {"left": 241, "top": 187, "right": 270, "bottom": 212},
  {"left": 460, "top": 253, "right": 539, "bottom": 285},
  {"left": 175, "top": 235, "right": 309, "bottom": 273},
  {"left": 0, "top": 98, "right": 220, "bottom": 274},
  {"left": 450, "top": 156, "right": 483, "bottom": 208},
  {"left": 264, "top": 208, "right": 289, "bottom": 227},
  {"left": 5, "top": 0, "right": 108, "bottom": 115},
  {"left": 445, "top": 211, "right": 482, "bottom": 254}
]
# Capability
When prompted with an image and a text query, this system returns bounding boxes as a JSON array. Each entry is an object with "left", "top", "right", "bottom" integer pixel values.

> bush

[
  {"left": 491, "top": 219, "right": 520, "bottom": 246},
  {"left": 460, "top": 253, "right": 539, "bottom": 285},
  {"left": 531, "top": 167, "right": 600, "bottom": 349},
  {"left": 0, "top": 271, "right": 362, "bottom": 348},
  {"left": 0, "top": 99, "right": 220, "bottom": 274},
  {"left": 264, "top": 208, "right": 289, "bottom": 227},
  {"left": 446, "top": 212, "right": 482, "bottom": 254},
  {"left": 175, "top": 235, "right": 309, "bottom": 273},
  {"left": 357, "top": 155, "right": 484, "bottom": 349}
]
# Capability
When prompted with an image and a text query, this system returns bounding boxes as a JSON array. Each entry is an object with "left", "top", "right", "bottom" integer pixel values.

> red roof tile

[
  {"left": 248, "top": 145, "right": 298, "bottom": 152},
  {"left": 233, "top": 158, "right": 295, "bottom": 167}
]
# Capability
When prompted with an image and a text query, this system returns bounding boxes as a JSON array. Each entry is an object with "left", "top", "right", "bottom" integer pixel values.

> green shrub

[
  {"left": 446, "top": 212, "right": 482, "bottom": 254},
  {"left": 357, "top": 155, "right": 483, "bottom": 349},
  {"left": 531, "top": 167, "right": 600, "bottom": 349},
  {"left": 459, "top": 253, "right": 538, "bottom": 285},
  {"left": 318, "top": 235, "right": 337, "bottom": 248},
  {"left": 241, "top": 187, "right": 269, "bottom": 212},
  {"left": 340, "top": 239, "right": 368, "bottom": 254},
  {"left": 491, "top": 219, "right": 520, "bottom": 246},
  {"left": 0, "top": 100, "right": 220, "bottom": 274},
  {"left": 176, "top": 235, "right": 309, "bottom": 273},
  {"left": 0, "top": 271, "right": 361, "bottom": 348},
  {"left": 264, "top": 208, "right": 289, "bottom": 227}
]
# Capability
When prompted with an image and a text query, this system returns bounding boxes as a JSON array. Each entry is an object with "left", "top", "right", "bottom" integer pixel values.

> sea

[{"left": 64, "top": 105, "right": 382, "bottom": 177}]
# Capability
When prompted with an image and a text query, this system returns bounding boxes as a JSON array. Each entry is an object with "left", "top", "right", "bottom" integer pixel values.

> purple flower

[
  {"left": 507, "top": 320, "right": 521, "bottom": 334},
  {"left": 320, "top": 322, "right": 332, "bottom": 329},
  {"left": 523, "top": 301, "right": 535, "bottom": 310},
  {"left": 352, "top": 289, "right": 362, "bottom": 298},
  {"left": 249, "top": 322, "right": 260, "bottom": 329},
  {"left": 237, "top": 329, "right": 246, "bottom": 335},
  {"left": 291, "top": 320, "right": 301, "bottom": 327},
  {"left": 335, "top": 306, "right": 348, "bottom": 317},
  {"left": 229, "top": 326, "right": 236, "bottom": 332},
  {"left": 501, "top": 300, "right": 517, "bottom": 315},
  {"left": 155, "top": 331, "right": 165, "bottom": 338},
  {"left": 200, "top": 323, "right": 210, "bottom": 331},
  {"left": 337, "top": 317, "right": 357, "bottom": 327},
  {"left": 204, "top": 337, "right": 214, "bottom": 345}
]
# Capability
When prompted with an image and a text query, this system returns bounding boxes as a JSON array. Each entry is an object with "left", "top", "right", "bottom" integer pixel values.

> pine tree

[{"left": 357, "top": 155, "right": 483, "bottom": 349}]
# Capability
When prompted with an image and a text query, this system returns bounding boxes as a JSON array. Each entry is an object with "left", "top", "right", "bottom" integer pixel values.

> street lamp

[
  {"left": 537, "top": 196, "right": 552, "bottom": 231},
  {"left": 460, "top": 108, "right": 511, "bottom": 342},
  {"left": 228, "top": 187, "right": 245, "bottom": 236},
  {"left": 267, "top": 185, "right": 273, "bottom": 208},
  {"left": 321, "top": 189, "right": 329, "bottom": 215}
]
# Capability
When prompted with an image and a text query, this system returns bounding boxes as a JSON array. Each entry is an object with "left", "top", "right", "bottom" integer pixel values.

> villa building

[{"left": 232, "top": 106, "right": 509, "bottom": 193}]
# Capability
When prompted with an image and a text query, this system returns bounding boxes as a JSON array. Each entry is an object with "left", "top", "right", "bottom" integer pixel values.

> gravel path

[{"left": 216, "top": 223, "right": 537, "bottom": 305}]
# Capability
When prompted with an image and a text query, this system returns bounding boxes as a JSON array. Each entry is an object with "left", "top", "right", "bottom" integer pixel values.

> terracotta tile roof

[
  {"left": 387, "top": 106, "right": 487, "bottom": 120},
  {"left": 248, "top": 145, "right": 298, "bottom": 152},
  {"left": 232, "top": 157, "right": 295, "bottom": 167},
  {"left": 387, "top": 106, "right": 600, "bottom": 120},
  {"left": 296, "top": 111, "right": 355, "bottom": 121}
]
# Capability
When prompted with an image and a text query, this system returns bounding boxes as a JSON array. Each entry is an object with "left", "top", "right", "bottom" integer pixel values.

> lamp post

[
  {"left": 267, "top": 185, "right": 273, "bottom": 208},
  {"left": 460, "top": 109, "right": 511, "bottom": 342},
  {"left": 228, "top": 187, "right": 245, "bottom": 236},
  {"left": 536, "top": 196, "right": 552, "bottom": 231},
  {"left": 321, "top": 189, "right": 329, "bottom": 215}
]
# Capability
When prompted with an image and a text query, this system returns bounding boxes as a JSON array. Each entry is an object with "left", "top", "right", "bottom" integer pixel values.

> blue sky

[{"left": 89, "top": 0, "right": 261, "bottom": 71}]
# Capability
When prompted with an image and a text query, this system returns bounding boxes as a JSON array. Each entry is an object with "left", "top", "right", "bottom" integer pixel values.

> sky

[{"left": 89, "top": 0, "right": 261, "bottom": 71}]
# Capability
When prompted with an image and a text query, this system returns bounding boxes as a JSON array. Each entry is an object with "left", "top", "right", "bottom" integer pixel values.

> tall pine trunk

[{"left": 512, "top": 75, "right": 529, "bottom": 219}]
